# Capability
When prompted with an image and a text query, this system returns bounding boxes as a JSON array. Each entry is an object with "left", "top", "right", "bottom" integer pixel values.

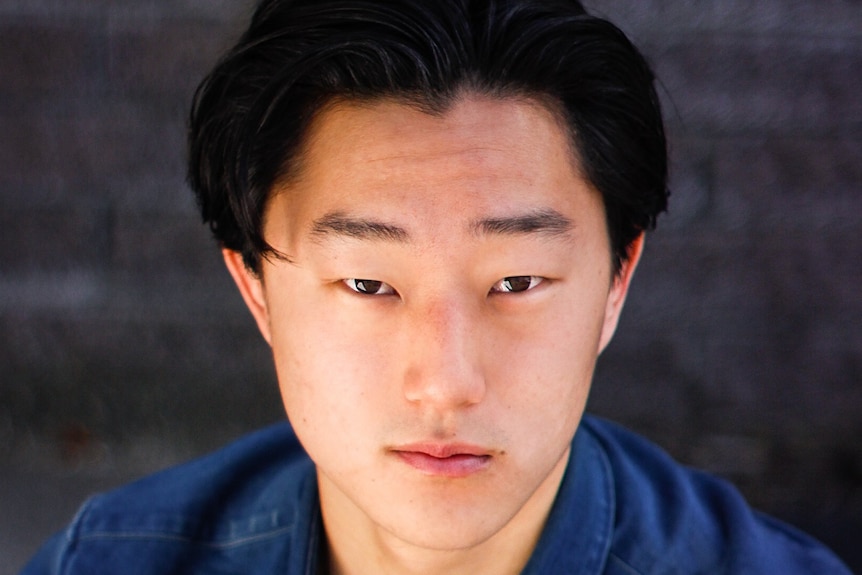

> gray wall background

[{"left": 1, "top": 1, "right": 860, "bottom": 572}]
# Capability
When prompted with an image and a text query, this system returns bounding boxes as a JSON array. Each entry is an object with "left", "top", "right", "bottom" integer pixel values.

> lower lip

[{"left": 394, "top": 451, "right": 491, "bottom": 478}]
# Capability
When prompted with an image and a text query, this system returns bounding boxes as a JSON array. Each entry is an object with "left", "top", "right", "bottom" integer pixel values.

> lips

[{"left": 392, "top": 443, "right": 492, "bottom": 478}]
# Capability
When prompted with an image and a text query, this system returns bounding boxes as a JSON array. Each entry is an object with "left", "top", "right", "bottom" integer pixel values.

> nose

[{"left": 402, "top": 297, "right": 486, "bottom": 409}]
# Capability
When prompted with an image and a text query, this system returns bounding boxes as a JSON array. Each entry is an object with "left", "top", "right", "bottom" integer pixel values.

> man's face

[{"left": 225, "top": 95, "right": 639, "bottom": 552}]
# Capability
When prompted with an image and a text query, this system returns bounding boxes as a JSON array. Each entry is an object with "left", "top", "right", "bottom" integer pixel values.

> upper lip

[{"left": 391, "top": 442, "right": 492, "bottom": 458}]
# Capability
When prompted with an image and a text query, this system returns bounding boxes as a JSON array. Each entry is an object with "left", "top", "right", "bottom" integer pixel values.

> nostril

[{"left": 402, "top": 358, "right": 486, "bottom": 408}]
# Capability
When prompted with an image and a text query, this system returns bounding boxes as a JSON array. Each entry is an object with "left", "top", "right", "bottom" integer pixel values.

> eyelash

[{"left": 343, "top": 276, "right": 544, "bottom": 296}]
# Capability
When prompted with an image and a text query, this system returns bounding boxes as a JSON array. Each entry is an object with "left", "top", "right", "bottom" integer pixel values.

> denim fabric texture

[{"left": 22, "top": 416, "right": 852, "bottom": 574}]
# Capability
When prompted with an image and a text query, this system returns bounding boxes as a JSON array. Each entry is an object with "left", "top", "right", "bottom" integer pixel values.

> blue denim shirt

[{"left": 22, "top": 416, "right": 852, "bottom": 574}]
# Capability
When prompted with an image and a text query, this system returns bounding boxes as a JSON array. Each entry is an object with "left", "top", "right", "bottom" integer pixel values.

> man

[{"left": 23, "top": 1, "right": 852, "bottom": 573}]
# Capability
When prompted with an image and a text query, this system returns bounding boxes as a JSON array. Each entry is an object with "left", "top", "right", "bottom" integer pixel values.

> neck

[{"left": 317, "top": 449, "right": 569, "bottom": 575}]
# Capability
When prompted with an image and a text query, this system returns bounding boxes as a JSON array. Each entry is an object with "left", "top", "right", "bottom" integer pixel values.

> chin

[
  {"left": 390, "top": 520, "right": 502, "bottom": 552},
  {"left": 375, "top": 496, "right": 516, "bottom": 552}
]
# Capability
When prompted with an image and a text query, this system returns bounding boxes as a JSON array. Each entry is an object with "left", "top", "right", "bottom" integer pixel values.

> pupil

[
  {"left": 505, "top": 276, "right": 532, "bottom": 292},
  {"left": 356, "top": 279, "right": 382, "bottom": 293}
]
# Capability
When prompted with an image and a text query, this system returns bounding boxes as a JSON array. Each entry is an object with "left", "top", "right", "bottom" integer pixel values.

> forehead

[
  {"left": 267, "top": 94, "right": 602, "bottom": 244},
  {"left": 298, "top": 93, "right": 580, "bottom": 178}
]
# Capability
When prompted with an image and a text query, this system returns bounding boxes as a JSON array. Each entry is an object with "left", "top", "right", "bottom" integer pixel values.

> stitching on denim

[
  {"left": 608, "top": 552, "right": 646, "bottom": 575},
  {"left": 77, "top": 524, "right": 295, "bottom": 550}
]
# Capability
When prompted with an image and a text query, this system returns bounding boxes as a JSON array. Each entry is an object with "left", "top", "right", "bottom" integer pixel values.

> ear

[
  {"left": 222, "top": 249, "right": 273, "bottom": 345},
  {"left": 597, "top": 233, "right": 644, "bottom": 354}
]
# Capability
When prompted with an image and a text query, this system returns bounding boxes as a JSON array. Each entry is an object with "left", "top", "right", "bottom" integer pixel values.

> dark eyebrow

[
  {"left": 472, "top": 209, "right": 573, "bottom": 237},
  {"left": 310, "top": 211, "right": 409, "bottom": 242}
]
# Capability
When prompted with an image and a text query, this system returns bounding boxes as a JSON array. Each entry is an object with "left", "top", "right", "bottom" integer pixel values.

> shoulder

[
  {"left": 578, "top": 415, "right": 852, "bottom": 575},
  {"left": 82, "top": 421, "right": 314, "bottom": 529},
  {"left": 21, "top": 422, "right": 319, "bottom": 575},
  {"left": 88, "top": 421, "right": 312, "bottom": 517}
]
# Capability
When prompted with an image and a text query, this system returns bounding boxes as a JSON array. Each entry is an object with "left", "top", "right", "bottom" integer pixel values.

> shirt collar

[{"left": 520, "top": 422, "right": 615, "bottom": 574}]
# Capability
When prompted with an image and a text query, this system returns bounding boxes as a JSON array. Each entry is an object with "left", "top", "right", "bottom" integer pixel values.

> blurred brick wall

[
  {"left": 1, "top": 0, "right": 860, "bottom": 570},
  {"left": 581, "top": 1, "right": 862, "bottom": 566},
  {"left": 0, "top": 0, "right": 283, "bottom": 461}
]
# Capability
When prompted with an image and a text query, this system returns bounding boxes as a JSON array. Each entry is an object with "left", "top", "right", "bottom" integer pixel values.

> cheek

[
  {"left": 487, "top": 290, "right": 608, "bottom": 423},
  {"left": 266, "top": 291, "right": 396, "bottom": 443},
  {"left": 493, "top": 288, "right": 608, "bottom": 375}
]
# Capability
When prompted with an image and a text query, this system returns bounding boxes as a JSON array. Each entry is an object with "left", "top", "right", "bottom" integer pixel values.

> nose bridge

[{"left": 402, "top": 292, "right": 485, "bottom": 408}]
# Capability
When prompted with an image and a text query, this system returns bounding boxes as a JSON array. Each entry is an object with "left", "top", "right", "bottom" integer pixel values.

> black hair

[{"left": 188, "top": 0, "right": 668, "bottom": 274}]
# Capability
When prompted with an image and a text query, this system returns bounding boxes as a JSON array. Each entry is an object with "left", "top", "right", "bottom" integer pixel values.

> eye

[
  {"left": 490, "top": 276, "right": 544, "bottom": 294},
  {"left": 344, "top": 278, "right": 396, "bottom": 296}
]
